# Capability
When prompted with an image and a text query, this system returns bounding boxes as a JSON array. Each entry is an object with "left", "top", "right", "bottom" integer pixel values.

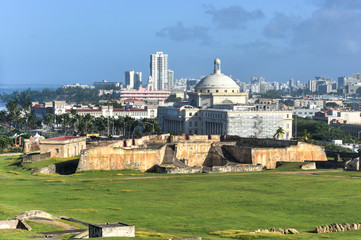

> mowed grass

[{"left": 2, "top": 156, "right": 361, "bottom": 239}]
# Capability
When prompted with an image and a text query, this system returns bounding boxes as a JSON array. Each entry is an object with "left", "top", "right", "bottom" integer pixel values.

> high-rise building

[
  {"left": 125, "top": 70, "right": 135, "bottom": 89},
  {"left": 150, "top": 52, "right": 168, "bottom": 90},
  {"left": 167, "top": 69, "right": 174, "bottom": 90},
  {"left": 134, "top": 72, "right": 142, "bottom": 89},
  {"left": 125, "top": 70, "right": 142, "bottom": 89}
]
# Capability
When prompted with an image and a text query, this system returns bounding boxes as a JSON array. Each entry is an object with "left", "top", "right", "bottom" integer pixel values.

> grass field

[{"left": 2, "top": 155, "right": 361, "bottom": 239}]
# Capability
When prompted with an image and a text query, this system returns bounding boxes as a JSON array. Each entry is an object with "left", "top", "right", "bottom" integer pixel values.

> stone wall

[
  {"left": 251, "top": 142, "right": 327, "bottom": 169},
  {"left": 223, "top": 135, "right": 298, "bottom": 148},
  {"left": 76, "top": 135, "right": 327, "bottom": 173},
  {"left": 212, "top": 164, "right": 263, "bottom": 172},
  {"left": 22, "top": 152, "right": 51, "bottom": 163},
  {"left": 89, "top": 223, "right": 135, "bottom": 238},
  {"left": 39, "top": 136, "right": 86, "bottom": 158},
  {"left": 222, "top": 145, "right": 252, "bottom": 163},
  {"left": 0, "top": 220, "right": 31, "bottom": 230},
  {"left": 175, "top": 142, "right": 213, "bottom": 166},
  {"left": 77, "top": 141, "right": 166, "bottom": 172}
]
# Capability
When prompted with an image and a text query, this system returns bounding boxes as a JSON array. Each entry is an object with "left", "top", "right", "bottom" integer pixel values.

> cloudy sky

[{"left": 1, "top": 0, "right": 361, "bottom": 88}]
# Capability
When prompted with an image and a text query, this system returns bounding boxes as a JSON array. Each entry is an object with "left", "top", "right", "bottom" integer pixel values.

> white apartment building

[
  {"left": 125, "top": 70, "right": 142, "bottom": 89},
  {"left": 150, "top": 51, "right": 168, "bottom": 90}
]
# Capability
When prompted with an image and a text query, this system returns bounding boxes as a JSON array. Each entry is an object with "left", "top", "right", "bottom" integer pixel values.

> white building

[
  {"left": 167, "top": 69, "right": 174, "bottom": 90},
  {"left": 150, "top": 51, "right": 168, "bottom": 90},
  {"left": 158, "top": 59, "right": 293, "bottom": 139},
  {"left": 125, "top": 70, "right": 142, "bottom": 89}
]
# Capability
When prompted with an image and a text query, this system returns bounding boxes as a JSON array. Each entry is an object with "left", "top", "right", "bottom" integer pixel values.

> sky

[{"left": 1, "top": 0, "right": 361, "bottom": 88}]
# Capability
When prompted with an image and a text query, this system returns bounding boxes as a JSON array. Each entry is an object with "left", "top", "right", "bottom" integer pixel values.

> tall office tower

[
  {"left": 125, "top": 70, "right": 142, "bottom": 89},
  {"left": 125, "top": 70, "right": 135, "bottom": 89},
  {"left": 167, "top": 69, "right": 174, "bottom": 90},
  {"left": 134, "top": 72, "right": 142, "bottom": 89},
  {"left": 288, "top": 78, "right": 295, "bottom": 88},
  {"left": 150, "top": 51, "right": 168, "bottom": 90}
]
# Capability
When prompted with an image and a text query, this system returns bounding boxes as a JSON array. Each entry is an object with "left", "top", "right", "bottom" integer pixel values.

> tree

[
  {"left": 300, "top": 129, "right": 312, "bottom": 142},
  {"left": 6, "top": 101, "right": 21, "bottom": 128},
  {"left": 43, "top": 114, "right": 55, "bottom": 129},
  {"left": 141, "top": 118, "right": 161, "bottom": 135},
  {"left": 273, "top": 127, "right": 285, "bottom": 139},
  {"left": 165, "top": 94, "right": 182, "bottom": 103},
  {"left": 0, "top": 135, "right": 12, "bottom": 149}
]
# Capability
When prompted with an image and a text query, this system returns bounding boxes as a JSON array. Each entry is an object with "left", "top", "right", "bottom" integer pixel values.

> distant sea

[{"left": 0, "top": 84, "right": 60, "bottom": 111}]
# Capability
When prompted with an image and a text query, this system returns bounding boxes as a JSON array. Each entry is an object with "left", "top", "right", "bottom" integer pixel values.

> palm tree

[
  {"left": 274, "top": 127, "right": 285, "bottom": 139},
  {"left": 300, "top": 129, "right": 312, "bottom": 142}
]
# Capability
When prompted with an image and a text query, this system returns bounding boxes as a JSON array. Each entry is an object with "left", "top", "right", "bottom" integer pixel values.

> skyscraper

[
  {"left": 125, "top": 70, "right": 142, "bottom": 89},
  {"left": 167, "top": 69, "right": 174, "bottom": 90},
  {"left": 125, "top": 70, "right": 135, "bottom": 89},
  {"left": 150, "top": 52, "right": 168, "bottom": 90}
]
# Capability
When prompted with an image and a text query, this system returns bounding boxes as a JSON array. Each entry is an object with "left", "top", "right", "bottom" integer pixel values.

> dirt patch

[{"left": 29, "top": 218, "right": 78, "bottom": 230}]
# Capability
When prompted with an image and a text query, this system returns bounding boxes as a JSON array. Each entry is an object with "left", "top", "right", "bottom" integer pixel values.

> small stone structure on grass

[
  {"left": 88, "top": 222, "right": 135, "bottom": 238},
  {"left": 315, "top": 222, "right": 361, "bottom": 233},
  {"left": 252, "top": 227, "right": 299, "bottom": 234},
  {"left": 0, "top": 219, "right": 31, "bottom": 230},
  {"left": 40, "top": 136, "right": 86, "bottom": 158}
]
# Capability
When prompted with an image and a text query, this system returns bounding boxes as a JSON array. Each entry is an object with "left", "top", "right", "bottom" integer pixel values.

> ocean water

[
  {"left": 0, "top": 84, "right": 60, "bottom": 111},
  {"left": 0, "top": 84, "right": 60, "bottom": 95}
]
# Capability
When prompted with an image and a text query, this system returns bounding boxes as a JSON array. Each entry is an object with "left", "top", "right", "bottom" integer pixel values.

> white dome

[{"left": 195, "top": 58, "right": 240, "bottom": 91}]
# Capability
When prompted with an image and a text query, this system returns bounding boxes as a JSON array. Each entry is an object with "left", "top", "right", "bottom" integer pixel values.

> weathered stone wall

[
  {"left": 162, "top": 166, "right": 203, "bottom": 174},
  {"left": 222, "top": 145, "right": 252, "bottom": 163},
  {"left": 175, "top": 142, "right": 213, "bottom": 167},
  {"left": 223, "top": 135, "right": 297, "bottom": 148},
  {"left": 251, "top": 142, "right": 327, "bottom": 169},
  {"left": 75, "top": 136, "right": 327, "bottom": 173},
  {"left": 39, "top": 137, "right": 86, "bottom": 158},
  {"left": 77, "top": 141, "right": 166, "bottom": 172},
  {"left": 22, "top": 152, "right": 51, "bottom": 163},
  {"left": 89, "top": 223, "right": 135, "bottom": 238},
  {"left": 0, "top": 220, "right": 31, "bottom": 230},
  {"left": 212, "top": 164, "right": 263, "bottom": 172}
]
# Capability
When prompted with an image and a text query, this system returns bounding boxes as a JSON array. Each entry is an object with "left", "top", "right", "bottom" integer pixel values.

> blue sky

[{"left": 1, "top": 0, "right": 361, "bottom": 88}]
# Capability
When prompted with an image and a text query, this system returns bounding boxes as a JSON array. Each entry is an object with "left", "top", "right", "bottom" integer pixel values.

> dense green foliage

[
  {"left": 294, "top": 116, "right": 360, "bottom": 145},
  {"left": 0, "top": 87, "right": 113, "bottom": 104},
  {"left": 2, "top": 156, "right": 361, "bottom": 239},
  {"left": 165, "top": 94, "right": 182, "bottom": 102}
]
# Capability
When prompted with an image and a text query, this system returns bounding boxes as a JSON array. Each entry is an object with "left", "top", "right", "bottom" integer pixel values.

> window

[
  {"left": 189, "top": 122, "right": 192, "bottom": 127},
  {"left": 189, "top": 112, "right": 192, "bottom": 116},
  {"left": 224, "top": 90, "right": 227, "bottom": 93},
  {"left": 208, "top": 90, "right": 210, "bottom": 93},
  {"left": 232, "top": 90, "right": 234, "bottom": 93},
  {"left": 55, "top": 149, "right": 59, "bottom": 153},
  {"left": 216, "top": 90, "right": 219, "bottom": 93},
  {"left": 195, "top": 122, "right": 198, "bottom": 127}
]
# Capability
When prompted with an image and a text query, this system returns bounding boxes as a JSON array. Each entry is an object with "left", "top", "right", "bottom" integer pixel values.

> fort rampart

[{"left": 76, "top": 134, "right": 327, "bottom": 173}]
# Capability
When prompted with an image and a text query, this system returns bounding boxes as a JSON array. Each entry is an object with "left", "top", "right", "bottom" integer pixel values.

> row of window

[{"left": 196, "top": 89, "right": 238, "bottom": 93}]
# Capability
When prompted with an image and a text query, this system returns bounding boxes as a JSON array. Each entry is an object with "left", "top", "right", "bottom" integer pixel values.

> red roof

[
  {"left": 46, "top": 136, "right": 81, "bottom": 141},
  {"left": 32, "top": 104, "right": 43, "bottom": 108},
  {"left": 124, "top": 98, "right": 142, "bottom": 102},
  {"left": 175, "top": 105, "right": 185, "bottom": 108},
  {"left": 114, "top": 108, "right": 146, "bottom": 112}
]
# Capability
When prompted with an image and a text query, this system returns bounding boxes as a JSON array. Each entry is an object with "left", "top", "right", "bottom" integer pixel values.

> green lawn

[{"left": 2, "top": 156, "right": 361, "bottom": 239}]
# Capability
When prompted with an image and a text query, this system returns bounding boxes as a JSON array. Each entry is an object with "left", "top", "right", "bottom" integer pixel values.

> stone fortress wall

[{"left": 76, "top": 134, "right": 327, "bottom": 173}]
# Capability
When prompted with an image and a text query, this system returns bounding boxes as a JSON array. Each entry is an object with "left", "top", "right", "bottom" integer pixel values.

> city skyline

[{"left": 2, "top": 0, "right": 361, "bottom": 88}]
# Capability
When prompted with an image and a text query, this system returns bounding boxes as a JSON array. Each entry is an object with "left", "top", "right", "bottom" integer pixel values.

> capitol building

[{"left": 158, "top": 59, "right": 293, "bottom": 139}]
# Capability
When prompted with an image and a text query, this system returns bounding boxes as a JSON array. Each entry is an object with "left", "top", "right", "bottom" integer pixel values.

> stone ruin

[
  {"left": 252, "top": 227, "right": 299, "bottom": 235},
  {"left": 315, "top": 222, "right": 361, "bottom": 233}
]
